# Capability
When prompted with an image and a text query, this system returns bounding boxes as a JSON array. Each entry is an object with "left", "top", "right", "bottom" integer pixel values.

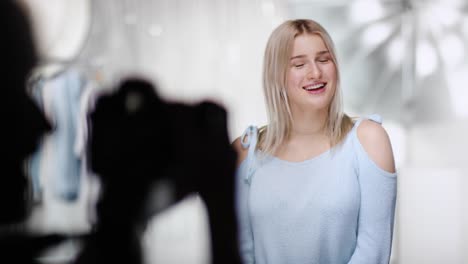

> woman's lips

[{"left": 303, "top": 82, "right": 327, "bottom": 94}]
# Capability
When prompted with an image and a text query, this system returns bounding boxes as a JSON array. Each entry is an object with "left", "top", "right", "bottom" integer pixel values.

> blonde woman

[{"left": 233, "top": 19, "right": 397, "bottom": 264}]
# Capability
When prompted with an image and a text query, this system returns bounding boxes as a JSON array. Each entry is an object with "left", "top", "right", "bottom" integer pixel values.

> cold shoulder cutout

[{"left": 353, "top": 115, "right": 397, "bottom": 176}]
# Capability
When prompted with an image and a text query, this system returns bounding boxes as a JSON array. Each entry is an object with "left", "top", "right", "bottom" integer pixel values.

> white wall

[{"left": 396, "top": 121, "right": 468, "bottom": 264}]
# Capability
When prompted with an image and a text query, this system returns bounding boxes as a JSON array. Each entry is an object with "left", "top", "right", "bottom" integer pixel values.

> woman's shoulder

[
  {"left": 356, "top": 119, "right": 390, "bottom": 149},
  {"left": 232, "top": 125, "right": 263, "bottom": 167},
  {"left": 354, "top": 116, "right": 396, "bottom": 174}
]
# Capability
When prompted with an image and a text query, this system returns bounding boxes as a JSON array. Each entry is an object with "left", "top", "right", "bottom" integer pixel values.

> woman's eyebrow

[
  {"left": 316, "top": 50, "right": 330, "bottom": 55},
  {"left": 290, "top": 54, "right": 306, "bottom": 60},
  {"left": 290, "top": 50, "right": 330, "bottom": 60}
]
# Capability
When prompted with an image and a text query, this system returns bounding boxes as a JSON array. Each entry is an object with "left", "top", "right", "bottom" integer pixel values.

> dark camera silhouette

[{"left": 75, "top": 78, "right": 241, "bottom": 264}]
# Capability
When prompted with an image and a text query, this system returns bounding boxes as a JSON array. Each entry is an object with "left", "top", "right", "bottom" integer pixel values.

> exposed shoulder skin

[
  {"left": 357, "top": 119, "right": 396, "bottom": 174},
  {"left": 232, "top": 137, "right": 249, "bottom": 167}
]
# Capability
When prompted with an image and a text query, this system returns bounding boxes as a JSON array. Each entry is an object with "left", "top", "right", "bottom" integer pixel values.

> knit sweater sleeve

[
  {"left": 348, "top": 117, "right": 397, "bottom": 264},
  {"left": 236, "top": 160, "right": 255, "bottom": 264}
]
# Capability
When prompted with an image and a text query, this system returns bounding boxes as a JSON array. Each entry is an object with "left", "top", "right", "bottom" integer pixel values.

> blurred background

[{"left": 16, "top": 0, "right": 468, "bottom": 263}]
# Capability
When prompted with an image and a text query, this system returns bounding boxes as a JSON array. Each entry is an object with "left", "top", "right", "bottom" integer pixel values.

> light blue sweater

[{"left": 236, "top": 115, "right": 397, "bottom": 264}]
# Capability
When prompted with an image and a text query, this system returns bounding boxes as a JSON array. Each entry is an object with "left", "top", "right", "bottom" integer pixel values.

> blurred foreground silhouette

[
  {"left": 0, "top": 1, "right": 65, "bottom": 263},
  {"left": 1, "top": 1, "right": 241, "bottom": 263},
  {"left": 76, "top": 78, "right": 240, "bottom": 264}
]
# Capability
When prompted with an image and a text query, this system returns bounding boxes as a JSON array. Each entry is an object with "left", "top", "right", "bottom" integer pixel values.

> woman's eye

[
  {"left": 317, "top": 58, "right": 330, "bottom": 63},
  {"left": 294, "top": 64, "right": 304, "bottom": 68}
]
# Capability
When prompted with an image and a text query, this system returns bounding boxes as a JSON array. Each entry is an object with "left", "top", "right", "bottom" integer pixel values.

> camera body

[{"left": 79, "top": 78, "right": 241, "bottom": 264}]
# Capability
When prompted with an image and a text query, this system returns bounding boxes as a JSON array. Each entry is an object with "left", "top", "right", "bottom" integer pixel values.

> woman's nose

[{"left": 307, "top": 63, "right": 321, "bottom": 79}]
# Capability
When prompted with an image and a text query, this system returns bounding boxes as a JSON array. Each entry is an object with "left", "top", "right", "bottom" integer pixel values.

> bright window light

[
  {"left": 416, "top": 40, "right": 438, "bottom": 77},
  {"left": 349, "top": 0, "right": 384, "bottom": 24},
  {"left": 447, "top": 66, "right": 468, "bottom": 118},
  {"left": 422, "top": 4, "right": 461, "bottom": 37},
  {"left": 386, "top": 36, "right": 405, "bottom": 69},
  {"left": 361, "top": 22, "right": 393, "bottom": 48},
  {"left": 433, "top": 4, "right": 461, "bottom": 28},
  {"left": 439, "top": 34, "right": 464, "bottom": 69}
]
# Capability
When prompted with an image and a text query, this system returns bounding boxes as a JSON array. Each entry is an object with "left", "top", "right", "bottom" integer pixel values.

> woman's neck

[
  {"left": 275, "top": 108, "right": 330, "bottom": 160},
  {"left": 289, "top": 108, "right": 328, "bottom": 138}
]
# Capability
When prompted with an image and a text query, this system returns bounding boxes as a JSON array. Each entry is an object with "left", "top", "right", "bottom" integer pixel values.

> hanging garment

[{"left": 39, "top": 69, "right": 85, "bottom": 202}]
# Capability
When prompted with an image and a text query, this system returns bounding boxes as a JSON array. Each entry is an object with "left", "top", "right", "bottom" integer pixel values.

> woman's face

[{"left": 286, "top": 33, "right": 337, "bottom": 113}]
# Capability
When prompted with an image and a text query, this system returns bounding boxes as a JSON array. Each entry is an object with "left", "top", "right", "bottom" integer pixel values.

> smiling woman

[{"left": 233, "top": 19, "right": 397, "bottom": 264}]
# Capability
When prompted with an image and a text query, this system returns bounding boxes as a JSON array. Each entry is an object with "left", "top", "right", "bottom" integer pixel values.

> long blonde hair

[{"left": 259, "top": 19, "right": 353, "bottom": 155}]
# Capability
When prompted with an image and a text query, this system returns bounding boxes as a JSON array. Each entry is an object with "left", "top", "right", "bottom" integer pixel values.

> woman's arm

[{"left": 348, "top": 119, "right": 397, "bottom": 264}]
